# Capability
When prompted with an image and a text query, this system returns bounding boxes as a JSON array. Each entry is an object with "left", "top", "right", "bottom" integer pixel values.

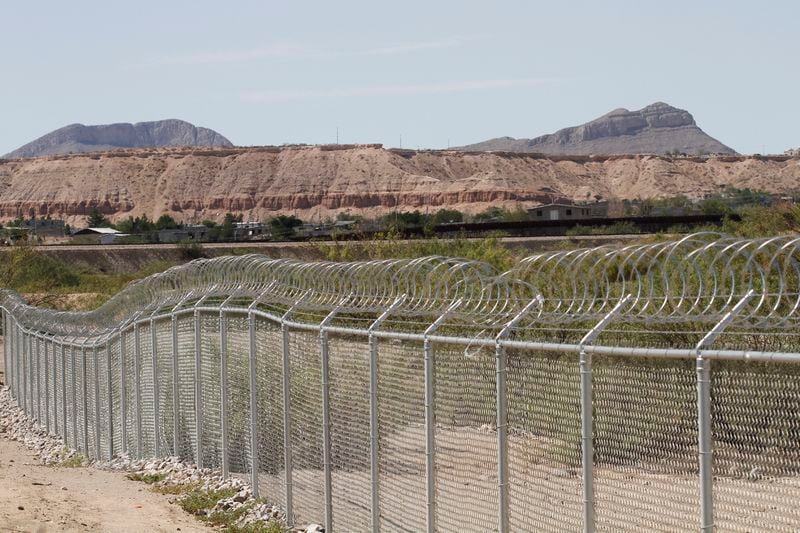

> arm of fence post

[
  {"left": 280, "top": 290, "right": 312, "bottom": 529},
  {"left": 494, "top": 295, "right": 544, "bottom": 533},
  {"left": 423, "top": 298, "right": 463, "bottom": 533},
  {"left": 695, "top": 289, "right": 755, "bottom": 533},
  {"left": 578, "top": 294, "right": 632, "bottom": 533},
  {"left": 318, "top": 297, "right": 348, "bottom": 533},
  {"left": 366, "top": 295, "right": 407, "bottom": 533}
]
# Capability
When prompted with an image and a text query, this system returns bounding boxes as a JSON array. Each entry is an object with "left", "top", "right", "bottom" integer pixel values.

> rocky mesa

[
  {"left": 3, "top": 119, "right": 233, "bottom": 159},
  {"left": 0, "top": 145, "right": 798, "bottom": 224},
  {"left": 457, "top": 102, "right": 737, "bottom": 156}
]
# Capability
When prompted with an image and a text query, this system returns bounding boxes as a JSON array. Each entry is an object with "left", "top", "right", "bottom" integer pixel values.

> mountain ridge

[
  {"left": 4, "top": 119, "right": 233, "bottom": 159},
  {"left": 456, "top": 102, "right": 737, "bottom": 156}
]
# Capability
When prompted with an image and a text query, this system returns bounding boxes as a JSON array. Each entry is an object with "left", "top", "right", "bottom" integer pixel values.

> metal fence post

[
  {"left": 71, "top": 344, "right": 78, "bottom": 451},
  {"left": 694, "top": 290, "right": 754, "bottom": 532},
  {"left": 81, "top": 343, "right": 89, "bottom": 455},
  {"left": 219, "top": 295, "right": 232, "bottom": 479},
  {"left": 106, "top": 338, "right": 114, "bottom": 459},
  {"left": 51, "top": 338, "right": 58, "bottom": 435},
  {"left": 495, "top": 297, "right": 543, "bottom": 533},
  {"left": 93, "top": 345, "right": 101, "bottom": 459},
  {"left": 279, "top": 292, "right": 310, "bottom": 529},
  {"left": 134, "top": 322, "right": 143, "bottom": 458},
  {"left": 248, "top": 308, "right": 261, "bottom": 498},
  {"left": 170, "top": 292, "right": 194, "bottom": 459},
  {"left": 43, "top": 336, "right": 50, "bottom": 432},
  {"left": 120, "top": 330, "right": 127, "bottom": 455},
  {"left": 35, "top": 335, "right": 41, "bottom": 423},
  {"left": 151, "top": 317, "right": 160, "bottom": 458},
  {"left": 194, "top": 306, "right": 203, "bottom": 468},
  {"left": 61, "top": 342, "right": 67, "bottom": 445},
  {"left": 578, "top": 295, "right": 631, "bottom": 533},
  {"left": 367, "top": 296, "right": 406, "bottom": 533},
  {"left": 423, "top": 299, "right": 462, "bottom": 533},
  {"left": 319, "top": 299, "right": 346, "bottom": 533}
]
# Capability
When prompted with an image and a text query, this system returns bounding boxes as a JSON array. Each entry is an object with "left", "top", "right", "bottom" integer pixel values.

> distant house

[
  {"left": 72, "top": 227, "right": 126, "bottom": 244},
  {"left": 529, "top": 201, "right": 609, "bottom": 221},
  {"left": 19, "top": 218, "right": 66, "bottom": 237}
]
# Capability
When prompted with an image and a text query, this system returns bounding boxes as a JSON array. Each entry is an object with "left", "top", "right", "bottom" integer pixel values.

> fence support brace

[
  {"left": 696, "top": 289, "right": 755, "bottom": 532},
  {"left": 423, "top": 298, "right": 463, "bottom": 533},
  {"left": 368, "top": 295, "right": 407, "bottom": 533},
  {"left": 578, "top": 294, "right": 632, "bottom": 533}
]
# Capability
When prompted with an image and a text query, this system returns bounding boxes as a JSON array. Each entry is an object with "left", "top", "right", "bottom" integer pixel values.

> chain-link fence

[{"left": 4, "top": 233, "right": 800, "bottom": 532}]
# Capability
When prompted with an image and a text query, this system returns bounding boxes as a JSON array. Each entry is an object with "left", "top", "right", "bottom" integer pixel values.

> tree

[
  {"left": 155, "top": 214, "right": 179, "bottom": 230},
  {"left": 270, "top": 215, "right": 303, "bottom": 240},
  {"left": 87, "top": 208, "right": 111, "bottom": 228}
]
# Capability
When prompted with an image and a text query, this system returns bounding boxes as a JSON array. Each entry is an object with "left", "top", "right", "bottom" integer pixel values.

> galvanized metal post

[
  {"left": 172, "top": 315, "right": 181, "bottom": 457},
  {"left": 194, "top": 307, "right": 203, "bottom": 467},
  {"left": 367, "top": 296, "right": 406, "bottom": 533},
  {"left": 120, "top": 331, "right": 127, "bottom": 455},
  {"left": 248, "top": 309, "right": 261, "bottom": 498},
  {"left": 423, "top": 299, "right": 462, "bottom": 533},
  {"left": 695, "top": 290, "right": 754, "bottom": 533},
  {"left": 578, "top": 295, "right": 631, "bottom": 533},
  {"left": 279, "top": 291, "right": 310, "bottom": 529},
  {"left": 2, "top": 310, "right": 8, "bottom": 393},
  {"left": 219, "top": 291, "right": 237, "bottom": 479},
  {"left": 71, "top": 344, "right": 78, "bottom": 451},
  {"left": 151, "top": 317, "right": 160, "bottom": 458},
  {"left": 35, "top": 335, "right": 41, "bottom": 423},
  {"left": 61, "top": 342, "right": 67, "bottom": 445},
  {"left": 81, "top": 343, "right": 89, "bottom": 455},
  {"left": 43, "top": 336, "right": 50, "bottom": 432},
  {"left": 495, "top": 296, "right": 543, "bottom": 533},
  {"left": 51, "top": 338, "right": 58, "bottom": 436},
  {"left": 134, "top": 322, "right": 143, "bottom": 458},
  {"left": 93, "top": 345, "right": 101, "bottom": 459},
  {"left": 106, "top": 339, "right": 114, "bottom": 459},
  {"left": 319, "top": 299, "right": 346, "bottom": 533}
]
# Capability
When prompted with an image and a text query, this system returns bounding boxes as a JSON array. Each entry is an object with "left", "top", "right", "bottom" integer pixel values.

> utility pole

[
  {"left": 400, "top": 134, "right": 402, "bottom": 149},
  {"left": 336, "top": 127, "right": 339, "bottom": 145}
]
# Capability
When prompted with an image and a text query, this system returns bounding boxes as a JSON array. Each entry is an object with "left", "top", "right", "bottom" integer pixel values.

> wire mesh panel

[
  {"left": 109, "top": 338, "right": 123, "bottom": 456},
  {"left": 84, "top": 348, "right": 97, "bottom": 458},
  {"left": 66, "top": 346, "right": 78, "bottom": 450},
  {"left": 176, "top": 315, "right": 197, "bottom": 462},
  {"left": 226, "top": 315, "right": 253, "bottom": 480},
  {"left": 53, "top": 342, "right": 63, "bottom": 437},
  {"left": 45, "top": 341, "right": 55, "bottom": 433},
  {"left": 435, "top": 342, "right": 498, "bottom": 533},
  {"left": 200, "top": 313, "right": 222, "bottom": 469},
  {"left": 155, "top": 318, "right": 175, "bottom": 457},
  {"left": 123, "top": 331, "right": 137, "bottom": 455},
  {"left": 138, "top": 323, "right": 157, "bottom": 458},
  {"left": 506, "top": 349, "right": 583, "bottom": 532},
  {"left": 327, "top": 334, "right": 373, "bottom": 532},
  {"left": 374, "top": 338, "right": 426, "bottom": 532},
  {"left": 255, "top": 317, "right": 287, "bottom": 509},
  {"left": 288, "top": 328, "right": 324, "bottom": 527},
  {"left": 96, "top": 345, "right": 110, "bottom": 460},
  {"left": 712, "top": 360, "right": 800, "bottom": 531},
  {"left": 593, "top": 356, "right": 698, "bottom": 531}
]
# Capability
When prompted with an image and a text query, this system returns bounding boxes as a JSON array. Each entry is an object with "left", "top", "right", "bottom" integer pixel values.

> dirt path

[
  {"left": 0, "top": 438, "right": 210, "bottom": 532},
  {"left": 0, "top": 339, "right": 210, "bottom": 533}
]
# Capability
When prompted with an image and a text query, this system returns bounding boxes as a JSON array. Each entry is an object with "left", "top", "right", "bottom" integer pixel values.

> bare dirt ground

[{"left": 0, "top": 339, "right": 209, "bottom": 533}]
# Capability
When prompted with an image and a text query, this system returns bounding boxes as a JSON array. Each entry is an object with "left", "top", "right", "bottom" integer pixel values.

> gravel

[{"left": 0, "top": 386, "right": 320, "bottom": 532}]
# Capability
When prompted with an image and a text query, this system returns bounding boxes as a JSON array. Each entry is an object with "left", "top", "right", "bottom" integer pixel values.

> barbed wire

[{"left": 2, "top": 232, "right": 799, "bottom": 337}]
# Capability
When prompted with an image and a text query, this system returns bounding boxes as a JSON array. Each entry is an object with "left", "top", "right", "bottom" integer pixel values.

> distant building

[
  {"left": 19, "top": 218, "right": 66, "bottom": 237},
  {"left": 234, "top": 222, "right": 269, "bottom": 240},
  {"left": 72, "top": 227, "right": 126, "bottom": 244},
  {"left": 529, "top": 201, "right": 609, "bottom": 221}
]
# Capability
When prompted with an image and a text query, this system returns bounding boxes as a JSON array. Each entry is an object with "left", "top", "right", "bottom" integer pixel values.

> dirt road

[{"left": 0, "top": 340, "right": 209, "bottom": 533}]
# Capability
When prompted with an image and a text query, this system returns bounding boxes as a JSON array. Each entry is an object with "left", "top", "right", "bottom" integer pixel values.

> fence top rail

[{"left": 2, "top": 232, "right": 800, "bottom": 337}]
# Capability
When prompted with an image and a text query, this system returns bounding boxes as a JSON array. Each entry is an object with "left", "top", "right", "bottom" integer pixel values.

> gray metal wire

[{"left": 4, "top": 232, "right": 800, "bottom": 532}]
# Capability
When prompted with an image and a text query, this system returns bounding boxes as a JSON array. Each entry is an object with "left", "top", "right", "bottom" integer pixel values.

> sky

[{"left": 1, "top": 0, "right": 798, "bottom": 155}]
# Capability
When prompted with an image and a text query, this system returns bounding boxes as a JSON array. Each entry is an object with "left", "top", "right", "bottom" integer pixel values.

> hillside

[
  {"left": 0, "top": 146, "right": 797, "bottom": 224},
  {"left": 4, "top": 119, "right": 232, "bottom": 159},
  {"left": 457, "top": 102, "right": 737, "bottom": 156}
]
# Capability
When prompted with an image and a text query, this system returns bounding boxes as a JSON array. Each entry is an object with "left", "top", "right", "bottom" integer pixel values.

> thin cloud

[
  {"left": 152, "top": 44, "right": 305, "bottom": 66},
  {"left": 241, "top": 78, "right": 553, "bottom": 102},
  {"left": 363, "top": 39, "right": 461, "bottom": 56}
]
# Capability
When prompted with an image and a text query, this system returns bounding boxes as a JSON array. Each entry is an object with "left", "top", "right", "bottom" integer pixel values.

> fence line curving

[{"left": 4, "top": 232, "right": 800, "bottom": 531}]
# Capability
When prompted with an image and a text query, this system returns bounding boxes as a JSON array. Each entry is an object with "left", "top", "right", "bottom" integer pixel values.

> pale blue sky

[{"left": 2, "top": 0, "right": 797, "bottom": 155}]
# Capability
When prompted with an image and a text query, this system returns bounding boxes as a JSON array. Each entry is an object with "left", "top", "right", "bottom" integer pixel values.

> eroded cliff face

[{"left": 0, "top": 146, "right": 798, "bottom": 224}]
